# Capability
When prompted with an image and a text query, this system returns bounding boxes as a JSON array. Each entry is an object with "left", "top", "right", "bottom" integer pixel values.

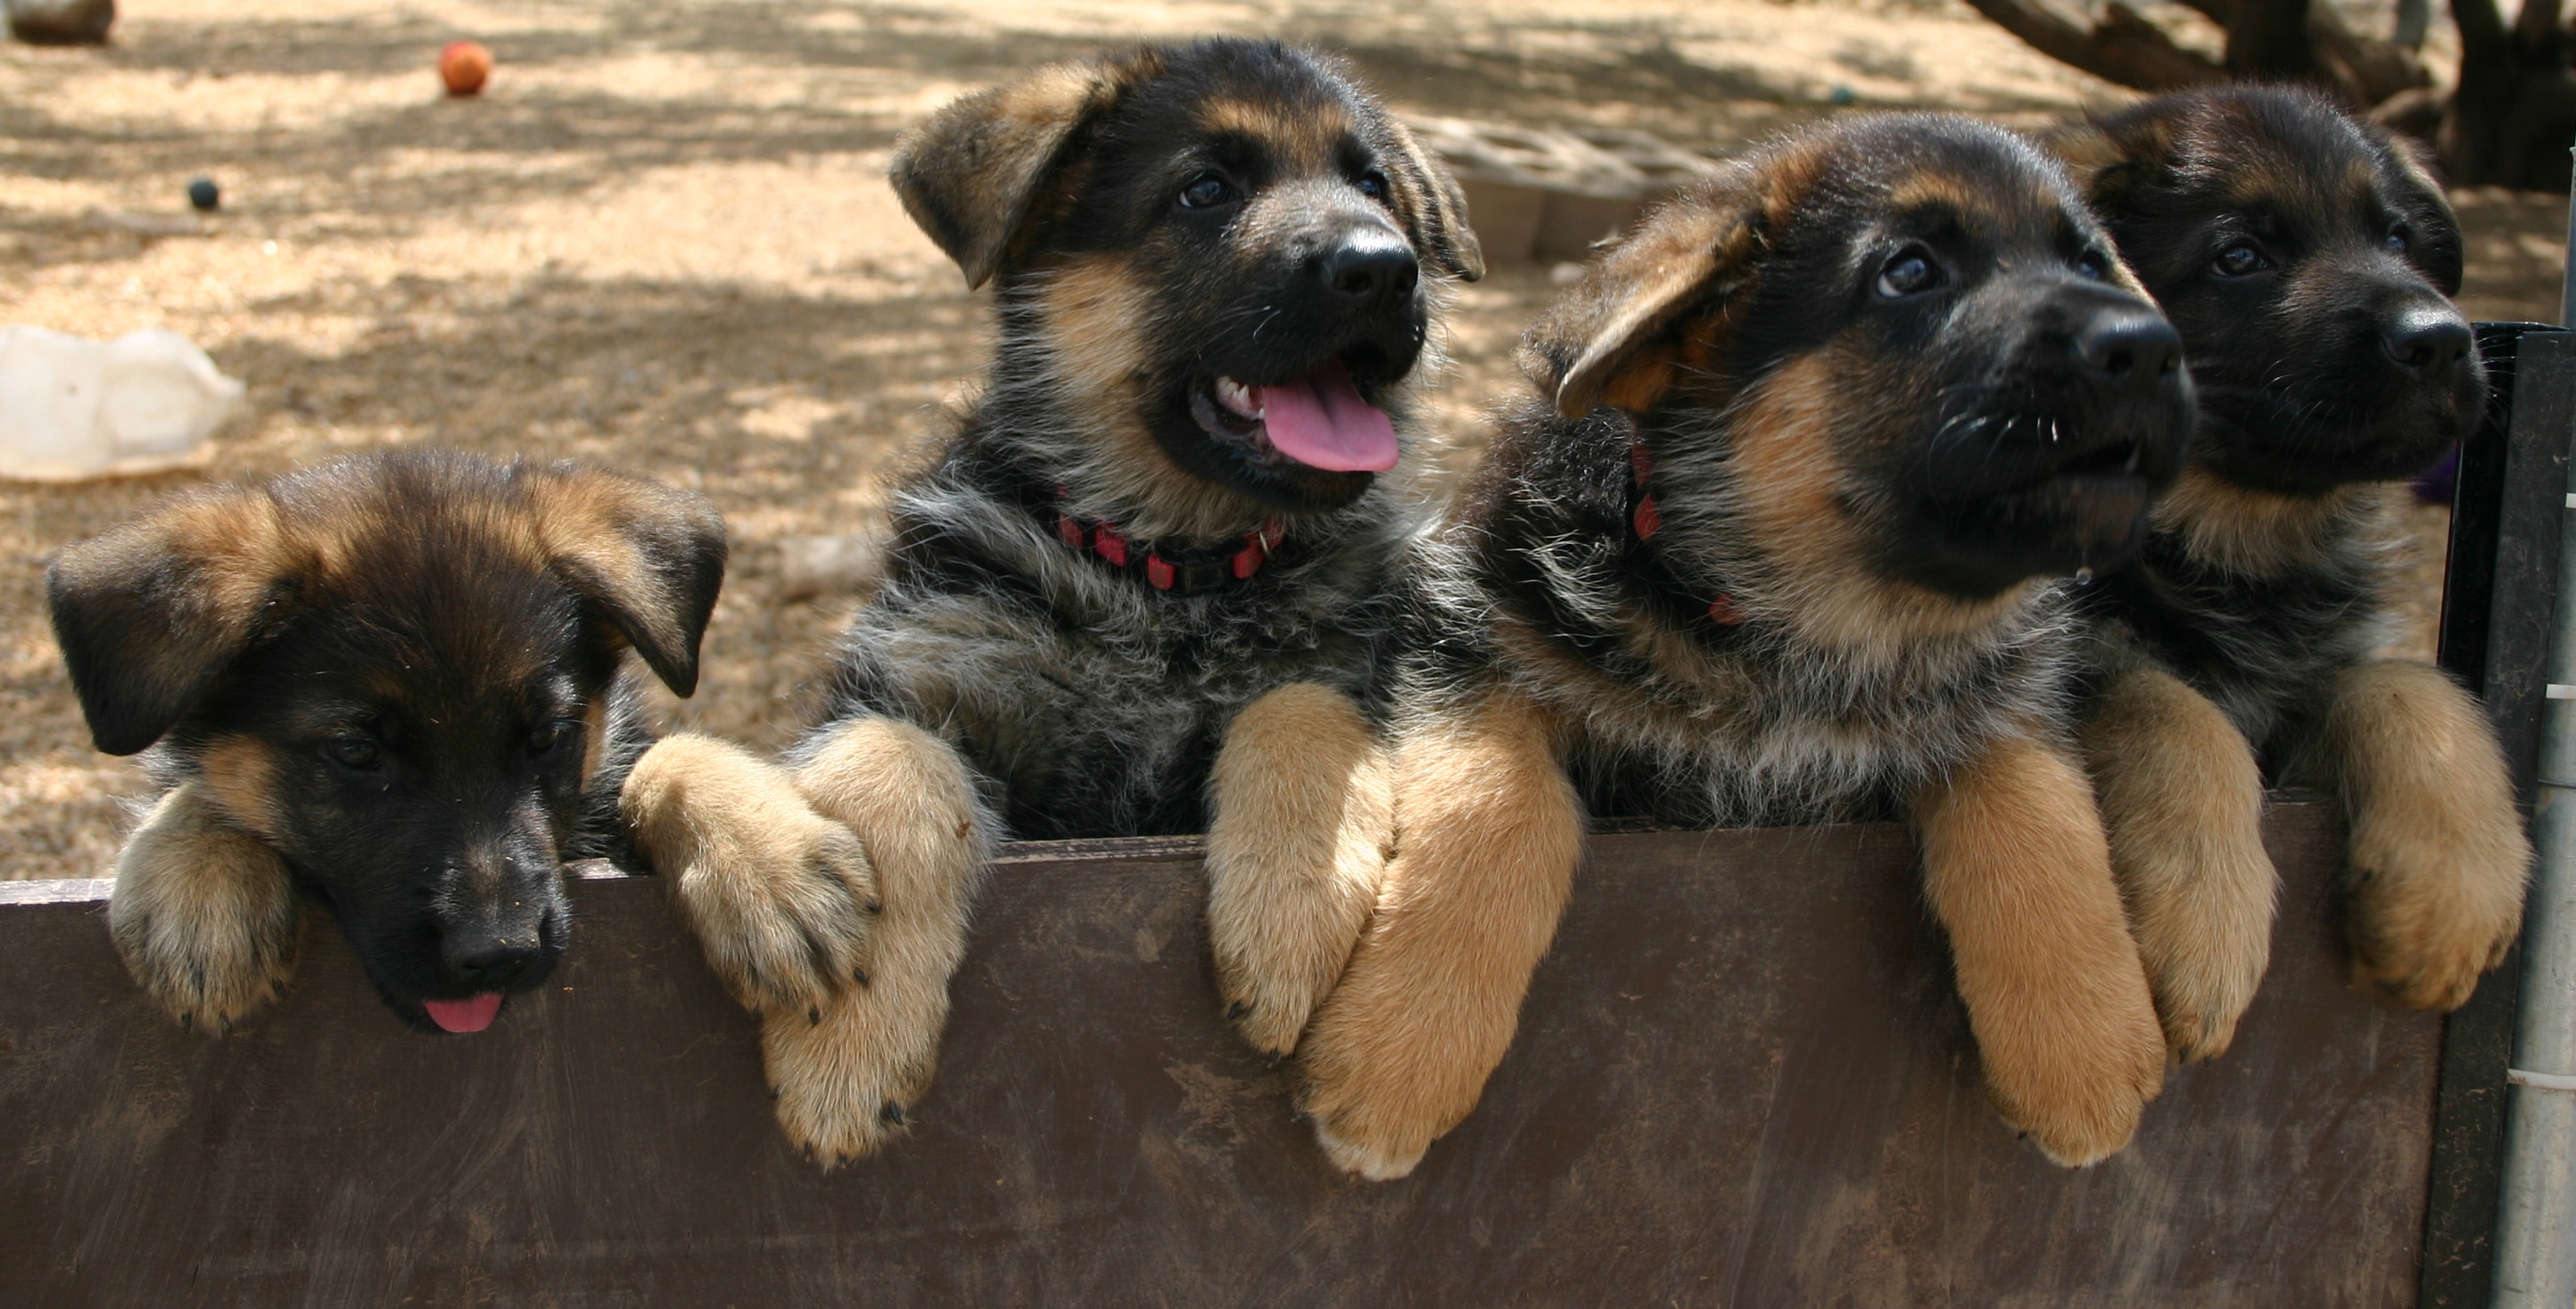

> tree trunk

[
  {"left": 2226, "top": 0, "right": 2328, "bottom": 80},
  {"left": 2440, "top": 0, "right": 2576, "bottom": 190},
  {"left": 1963, "top": 0, "right": 2426, "bottom": 106},
  {"left": 1957, "top": 0, "right": 2222, "bottom": 93}
]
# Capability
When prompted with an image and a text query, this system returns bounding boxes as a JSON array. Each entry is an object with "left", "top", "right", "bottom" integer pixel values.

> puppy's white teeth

[{"left": 1214, "top": 377, "right": 1265, "bottom": 422}]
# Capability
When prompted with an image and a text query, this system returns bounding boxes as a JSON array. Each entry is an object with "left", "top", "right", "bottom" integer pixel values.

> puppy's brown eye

[
  {"left": 528, "top": 720, "right": 578, "bottom": 757},
  {"left": 1875, "top": 249, "right": 1941, "bottom": 299},
  {"left": 1356, "top": 171, "right": 1390, "bottom": 204},
  {"left": 2386, "top": 224, "right": 2411, "bottom": 254},
  {"left": 1178, "top": 173, "right": 1238, "bottom": 210},
  {"left": 2076, "top": 251, "right": 2110, "bottom": 281},
  {"left": 326, "top": 737, "right": 381, "bottom": 770},
  {"left": 2212, "top": 242, "right": 2269, "bottom": 277}
]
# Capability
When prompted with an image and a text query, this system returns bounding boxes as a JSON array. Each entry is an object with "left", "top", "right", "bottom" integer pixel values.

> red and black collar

[{"left": 1046, "top": 494, "right": 1287, "bottom": 597}]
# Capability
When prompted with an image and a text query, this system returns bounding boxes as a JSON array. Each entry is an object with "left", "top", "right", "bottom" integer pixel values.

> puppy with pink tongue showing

[
  {"left": 1222, "top": 358, "right": 1403, "bottom": 474},
  {"left": 424, "top": 993, "right": 508, "bottom": 1034},
  {"left": 617, "top": 39, "right": 1484, "bottom": 1167},
  {"left": 50, "top": 451, "right": 725, "bottom": 1040}
]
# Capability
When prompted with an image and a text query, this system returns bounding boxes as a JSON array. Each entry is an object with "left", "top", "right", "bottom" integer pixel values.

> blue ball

[{"left": 186, "top": 177, "right": 219, "bottom": 211}]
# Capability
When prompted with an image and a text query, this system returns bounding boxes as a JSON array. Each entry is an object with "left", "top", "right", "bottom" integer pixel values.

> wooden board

[{"left": 0, "top": 803, "right": 2440, "bottom": 1307}]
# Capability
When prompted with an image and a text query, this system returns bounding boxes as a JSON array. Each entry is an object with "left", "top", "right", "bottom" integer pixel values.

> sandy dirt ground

[{"left": 0, "top": 0, "right": 2563, "bottom": 878}]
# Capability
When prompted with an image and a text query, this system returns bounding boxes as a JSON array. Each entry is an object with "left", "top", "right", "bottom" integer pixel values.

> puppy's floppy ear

[
  {"left": 889, "top": 54, "right": 1135, "bottom": 290},
  {"left": 2040, "top": 108, "right": 2171, "bottom": 218},
  {"left": 47, "top": 487, "right": 296, "bottom": 756},
  {"left": 1381, "top": 118, "right": 1485, "bottom": 282},
  {"left": 520, "top": 465, "right": 728, "bottom": 699},
  {"left": 1519, "top": 172, "right": 1767, "bottom": 419}
]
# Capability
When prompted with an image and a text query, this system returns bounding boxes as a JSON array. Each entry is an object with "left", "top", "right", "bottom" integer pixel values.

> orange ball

[{"left": 439, "top": 41, "right": 492, "bottom": 97}]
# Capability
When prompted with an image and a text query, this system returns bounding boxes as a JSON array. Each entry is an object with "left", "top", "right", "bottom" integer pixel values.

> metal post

[
  {"left": 2564, "top": 149, "right": 2576, "bottom": 332},
  {"left": 2491, "top": 504, "right": 2576, "bottom": 1306},
  {"left": 2485, "top": 145, "right": 2576, "bottom": 1309}
]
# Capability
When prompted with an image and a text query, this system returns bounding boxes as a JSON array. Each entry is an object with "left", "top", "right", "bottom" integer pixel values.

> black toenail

[
  {"left": 853, "top": 967, "right": 871, "bottom": 987},
  {"left": 881, "top": 1102, "right": 906, "bottom": 1125},
  {"left": 1226, "top": 1001, "right": 1250, "bottom": 1021},
  {"left": 808, "top": 1007, "right": 821, "bottom": 1025},
  {"left": 864, "top": 901, "right": 882, "bottom": 915},
  {"left": 1263, "top": 1051, "right": 1284, "bottom": 1068}
]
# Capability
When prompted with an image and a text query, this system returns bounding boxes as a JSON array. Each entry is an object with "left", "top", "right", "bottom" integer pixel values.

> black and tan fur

[
  {"left": 1267, "top": 114, "right": 2200, "bottom": 1179},
  {"left": 2050, "top": 86, "right": 2529, "bottom": 1059},
  {"left": 623, "top": 38, "right": 1481, "bottom": 1164},
  {"left": 48, "top": 450, "right": 726, "bottom": 1034}
]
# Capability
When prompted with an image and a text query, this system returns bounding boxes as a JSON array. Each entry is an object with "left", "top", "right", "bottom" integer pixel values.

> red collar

[
  {"left": 1627, "top": 436, "right": 1745, "bottom": 627},
  {"left": 1051, "top": 494, "right": 1284, "bottom": 596}
]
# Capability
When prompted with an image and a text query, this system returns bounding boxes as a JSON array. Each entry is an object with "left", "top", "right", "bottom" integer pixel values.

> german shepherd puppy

[
  {"left": 48, "top": 451, "right": 725, "bottom": 1035},
  {"left": 1262, "top": 114, "right": 2196, "bottom": 1179},
  {"left": 621, "top": 38, "right": 1482, "bottom": 1165},
  {"left": 2049, "top": 87, "right": 2529, "bottom": 1061}
]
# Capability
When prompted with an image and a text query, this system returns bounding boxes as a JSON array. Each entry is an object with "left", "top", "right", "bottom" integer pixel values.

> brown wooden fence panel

[{"left": 0, "top": 803, "right": 2437, "bottom": 1307}]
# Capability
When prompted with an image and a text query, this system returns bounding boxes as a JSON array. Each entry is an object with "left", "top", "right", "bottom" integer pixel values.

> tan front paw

[
  {"left": 1206, "top": 682, "right": 1394, "bottom": 1059},
  {"left": 1292, "top": 983, "right": 1510, "bottom": 1183},
  {"left": 2080, "top": 665, "right": 2278, "bottom": 1064},
  {"left": 625, "top": 735, "right": 881, "bottom": 1017},
  {"left": 1217, "top": 941, "right": 1346, "bottom": 1063},
  {"left": 2346, "top": 841, "right": 2526, "bottom": 1011},
  {"left": 2321, "top": 659, "right": 2531, "bottom": 1010},
  {"left": 2151, "top": 939, "right": 2267, "bottom": 1066},
  {"left": 108, "top": 783, "right": 301, "bottom": 1033},
  {"left": 673, "top": 805, "right": 879, "bottom": 1018},
  {"left": 1296, "top": 1067, "right": 1441, "bottom": 1182},
  {"left": 1982, "top": 992, "right": 2167, "bottom": 1167},
  {"left": 2340, "top": 741, "right": 2530, "bottom": 1012},
  {"left": 1206, "top": 836, "right": 1387, "bottom": 1061},
  {"left": 760, "top": 979, "right": 944, "bottom": 1168}
]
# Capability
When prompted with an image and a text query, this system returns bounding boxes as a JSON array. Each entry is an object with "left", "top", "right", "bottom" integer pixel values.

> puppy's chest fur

[
  {"left": 2080, "top": 487, "right": 2399, "bottom": 753},
  {"left": 1417, "top": 411, "right": 2075, "bottom": 827},
  {"left": 825, "top": 441, "right": 1404, "bottom": 840}
]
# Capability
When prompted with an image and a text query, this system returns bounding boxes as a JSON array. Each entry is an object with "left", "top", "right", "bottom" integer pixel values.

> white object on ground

[
  {"left": 776, "top": 533, "right": 882, "bottom": 601},
  {"left": 0, "top": 327, "right": 242, "bottom": 482}
]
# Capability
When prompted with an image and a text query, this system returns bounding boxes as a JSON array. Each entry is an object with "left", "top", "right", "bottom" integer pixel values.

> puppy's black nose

[
  {"left": 2076, "top": 309, "right": 2184, "bottom": 391},
  {"left": 444, "top": 931, "right": 541, "bottom": 985},
  {"left": 1320, "top": 232, "right": 1419, "bottom": 307},
  {"left": 2382, "top": 308, "right": 2473, "bottom": 379}
]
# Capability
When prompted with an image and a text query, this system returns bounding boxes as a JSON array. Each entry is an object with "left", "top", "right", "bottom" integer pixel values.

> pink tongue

[
  {"left": 1252, "top": 359, "right": 1399, "bottom": 473},
  {"left": 424, "top": 993, "right": 505, "bottom": 1034}
]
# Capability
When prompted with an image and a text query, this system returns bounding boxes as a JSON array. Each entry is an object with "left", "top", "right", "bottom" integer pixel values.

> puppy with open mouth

[
  {"left": 620, "top": 37, "right": 1482, "bottom": 1165},
  {"left": 48, "top": 451, "right": 725, "bottom": 1036},
  {"left": 2049, "top": 86, "right": 2530, "bottom": 1062},
  {"left": 1249, "top": 113, "right": 2197, "bottom": 1180}
]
